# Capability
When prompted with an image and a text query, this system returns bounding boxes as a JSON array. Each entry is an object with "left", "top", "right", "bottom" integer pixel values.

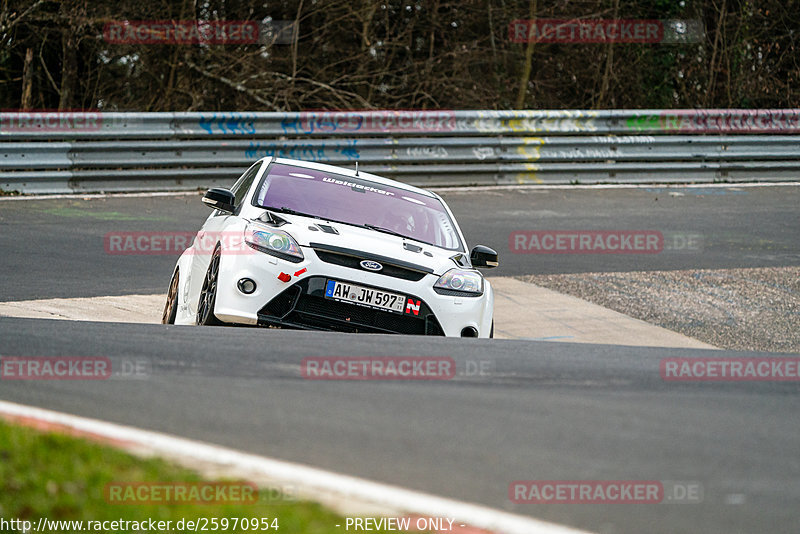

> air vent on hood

[
  {"left": 450, "top": 253, "right": 469, "bottom": 267},
  {"left": 257, "top": 212, "right": 287, "bottom": 227},
  {"left": 317, "top": 224, "right": 339, "bottom": 234}
]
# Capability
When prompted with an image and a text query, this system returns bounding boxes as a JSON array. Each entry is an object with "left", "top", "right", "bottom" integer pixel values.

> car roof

[{"left": 266, "top": 157, "right": 437, "bottom": 198}]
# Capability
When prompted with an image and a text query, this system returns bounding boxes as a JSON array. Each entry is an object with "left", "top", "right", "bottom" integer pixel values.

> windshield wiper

[{"left": 362, "top": 223, "right": 413, "bottom": 241}]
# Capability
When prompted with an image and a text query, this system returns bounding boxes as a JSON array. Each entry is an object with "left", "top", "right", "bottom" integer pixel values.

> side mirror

[
  {"left": 470, "top": 245, "right": 499, "bottom": 268},
  {"left": 202, "top": 188, "right": 236, "bottom": 213}
]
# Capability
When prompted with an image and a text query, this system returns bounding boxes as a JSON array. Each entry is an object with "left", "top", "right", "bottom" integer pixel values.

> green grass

[{"left": 0, "top": 420, "right": 407, "bottom": 533}]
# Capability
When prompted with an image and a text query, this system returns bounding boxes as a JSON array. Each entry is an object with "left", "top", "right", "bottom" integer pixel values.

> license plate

[{"left": 325, "top": 280, "right": 406, "bottom": 314}]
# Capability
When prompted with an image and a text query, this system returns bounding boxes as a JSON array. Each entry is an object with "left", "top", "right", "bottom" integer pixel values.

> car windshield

[{"left": 254, "top": 163, "right": 463, "bottom": 251}]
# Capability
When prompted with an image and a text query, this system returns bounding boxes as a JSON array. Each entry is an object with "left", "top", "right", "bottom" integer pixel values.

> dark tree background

[{"left": 1, "top": 0, "right": 798, "bottom": 111}]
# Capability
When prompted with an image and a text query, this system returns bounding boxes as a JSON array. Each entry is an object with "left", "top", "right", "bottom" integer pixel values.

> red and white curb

[{"left": 0, "top": 400, "right": 592, "bottom": 534}]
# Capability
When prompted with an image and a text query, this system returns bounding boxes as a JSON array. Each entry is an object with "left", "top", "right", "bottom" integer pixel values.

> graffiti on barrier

[
  {"left": 476, "top": 111, "right": 601, "bottom": 134},
  {"left": 549, "top": 148, "right": 617, "bottom": 160},
  {"left": 406, "top": 146, "right": 448, "bottom": 158},
  {"left": 584, "top": 135, "right": 657, "bottom": 144},
  {"left": 245, "top": 140, "right": 359, "bottom": 161},
  {"left": 516, "top": 137, "right": 545, "bottom": 161},
  {"left": 198, "top": 112, "right": 257, "bottom": 135},
  {"left": 472, "top": 147, "right": 495, "bottom": 160}
]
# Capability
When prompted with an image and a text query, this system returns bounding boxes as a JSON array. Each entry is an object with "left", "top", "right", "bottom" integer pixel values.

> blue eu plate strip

[{"left": 325, "top": 279, "right": 336, "bottom": 297}]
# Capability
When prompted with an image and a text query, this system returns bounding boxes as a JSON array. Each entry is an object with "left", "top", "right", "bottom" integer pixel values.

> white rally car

[{"left": 162, "top": 157, "right": 498, "bottom": 337}]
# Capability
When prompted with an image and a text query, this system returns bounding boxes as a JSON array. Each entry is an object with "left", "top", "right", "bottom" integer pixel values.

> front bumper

[
  {"left": 212, "top": 245, "right": 494, "bottom": 337},
  {"left": 257, "top": 276, "right": 445, "bottom": 335}
]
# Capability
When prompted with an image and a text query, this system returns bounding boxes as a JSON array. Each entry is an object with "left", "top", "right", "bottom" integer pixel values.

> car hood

[{"left": 253, "top": 213, "right": 467, "bottom": 276}]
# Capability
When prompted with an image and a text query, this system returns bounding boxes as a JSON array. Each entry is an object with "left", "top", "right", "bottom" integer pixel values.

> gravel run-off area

[{"left": 520, "top": 266, "right": 800, "bottom": 353}]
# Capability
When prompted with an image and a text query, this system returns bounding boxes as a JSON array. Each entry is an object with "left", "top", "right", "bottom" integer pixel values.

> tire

[
  {"left": 161, "top": 268, "right": 179, "bottom": 324},
  {"left": 196, "top": 248, "right": 223, "bottom": 326},
  {"left": 490, "top": 320, "right": 494, "bottom": 339}
]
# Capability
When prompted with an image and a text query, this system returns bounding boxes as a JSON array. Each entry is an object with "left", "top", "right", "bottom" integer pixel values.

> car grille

[
  {"left": 257, "top": 276, "right": 444, "bottom": 336},
  {"left": 310, "top": 243, "right": 430, "bottom": 282}
]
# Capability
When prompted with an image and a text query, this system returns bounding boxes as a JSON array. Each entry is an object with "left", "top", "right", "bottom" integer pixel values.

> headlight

[
  {"left": 433, "top": 268, "right": 483, "bottom": 296},
  {"left": 245, "top": 225, "right": 304, "bottom": 262}
]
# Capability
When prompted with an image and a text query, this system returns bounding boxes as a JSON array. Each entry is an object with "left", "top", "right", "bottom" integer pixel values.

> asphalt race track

[
  {"left": 1, "top": 184, "right": 799, "bottom": 534},
  {"left": 1, "top": 185, "right": 799, "bottom": 300},
  {"left": 1, "top": 318, "right": 799, "bottom": 534}
]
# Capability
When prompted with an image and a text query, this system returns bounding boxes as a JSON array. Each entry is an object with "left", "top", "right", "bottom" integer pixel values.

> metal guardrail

[{"left": 1, "top": 109, "right": 799, "bottom": 193}]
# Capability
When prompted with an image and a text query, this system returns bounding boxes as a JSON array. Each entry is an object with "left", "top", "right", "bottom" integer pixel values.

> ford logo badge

[{"left": 360, "top": 260, "right": 383, "bottom": 272}]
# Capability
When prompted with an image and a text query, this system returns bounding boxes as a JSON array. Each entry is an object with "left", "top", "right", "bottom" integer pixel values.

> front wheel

[
  {"left": 489, "top": 321, "right": 494, "bottom": 339},
  {"left": 196, "top": 249, "right": 223, "bottom": 326},
  {"left": 161, "top": 268, "right": 179, "bottom": 324}
]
